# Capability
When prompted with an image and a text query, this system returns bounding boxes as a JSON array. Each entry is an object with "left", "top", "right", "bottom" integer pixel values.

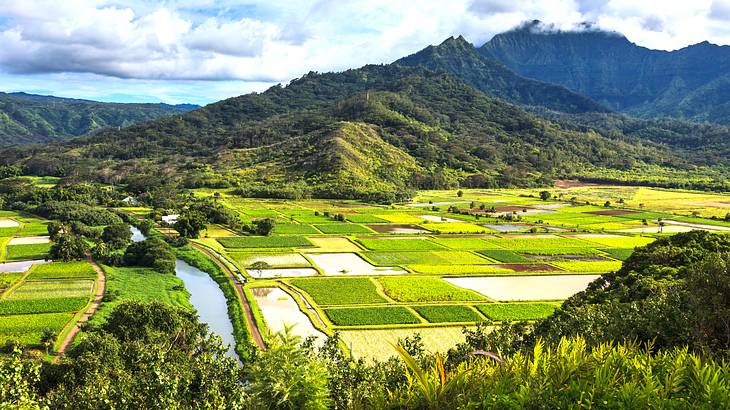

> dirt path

[
  {"left": 191, "top": 243, "right": 266, "bottom": 350},
  {"left": 56, "top": 256, "right": 105, "bottom": 356}
]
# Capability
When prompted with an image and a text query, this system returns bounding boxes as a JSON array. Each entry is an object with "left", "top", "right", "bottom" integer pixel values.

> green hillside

[{"left": 0, "top": 92, "right": 197, "bottom": 145}]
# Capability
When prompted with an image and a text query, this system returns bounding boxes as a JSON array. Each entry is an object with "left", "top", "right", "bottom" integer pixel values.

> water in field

[
  {"left": 0, "top": 260, "right": 48, "bottom": 273},
  {"left": 445, "top": 275, "right": 601, "bottom": 301},
  {"left": 251, "top": 287, "right": 325, "bottom": 344},
  {"left": 247, "top": 267, "right": 319, "bottom": 278},
  {"left": 130, "top": 225, "right": 239, "bottom": 360},
  {"left": 307, "top": 252, "right": 403, "bottom": 275}
]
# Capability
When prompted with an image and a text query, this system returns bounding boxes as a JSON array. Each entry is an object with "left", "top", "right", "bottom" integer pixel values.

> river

[{"left": 130, "top": 226, "right": 239, "bottom": 360}]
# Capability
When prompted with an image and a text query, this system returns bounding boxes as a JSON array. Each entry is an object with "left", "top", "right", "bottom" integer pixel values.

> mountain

[
  {"left": 4, "top": 63, "right": 712, "bottom": 200},
  {"left": 0, "top": 92, "right": 199, "bottom": 145},
  {"left": 395, "top": 36, "right": 606, "bottom": 113},
  {"left": 480, "top": 21, "right": 730, "bottom": 124}
]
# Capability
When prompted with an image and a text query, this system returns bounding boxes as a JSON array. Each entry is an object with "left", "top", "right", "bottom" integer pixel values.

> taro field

[
  {"left": 0, "top": 260, "right": 97, "bottom": 348},
  {"left": 179, "top": 187, "right": 730, "bottom": 360}
]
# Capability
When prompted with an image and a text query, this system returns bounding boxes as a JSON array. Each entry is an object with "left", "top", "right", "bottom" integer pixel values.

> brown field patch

[
  {"left": 493, "top": 205, "right": 533, "bottom": 212},
  {"left": 554, "top": 179, "right": 598, "bottom": 188}
]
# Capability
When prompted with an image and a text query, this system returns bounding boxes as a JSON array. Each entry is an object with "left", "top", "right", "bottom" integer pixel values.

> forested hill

[
  {"left": 5, "top": 63, "right": 722, "bottom": 200},
  {"left": 0, "top": 92, "right": 198, "bottom": 145},
  {"left": 480, "top": 20, "right": 730, "bottom": 124},
  {"left": 395, "top": 36, "right": 607, "bottom": 114}
]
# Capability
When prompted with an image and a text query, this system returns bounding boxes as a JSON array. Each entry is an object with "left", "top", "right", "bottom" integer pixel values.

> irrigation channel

[{"left": 130, "top": 227, "right": 239, "bottom": 360}]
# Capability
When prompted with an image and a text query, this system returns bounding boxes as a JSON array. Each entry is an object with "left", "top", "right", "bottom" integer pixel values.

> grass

[
  {"left": 313, "top": 224, "right": 373, "bottom": 234},
  {"left": 0, "top": 272, "right": 24, "bottom": 289},
  {"left": 407, "top": 265, "right": 514, "bottom": 275},
  {"left": 478, "top": 250, "right": 531, "bottom": 263},
  {"left": 217, "top": 236, "right": 313, "bottom": 249},
  {"left": 357, "top": 238, "right": 444, "bottom": 251},
  {"left": 272, "top": 224, "right": 320, "bottom": 235},
  {"left": 365, "top": 251, "right": 489, "bottom": 266},
  {"left": 289, "top": 277, "right": 387, "bottom": 305},
  {"left": 0, "top": 312, "right": 73, "bottom": 345},
  {"left": 518, "top": 247, "right": 603, "bottom": 256},
  {"left": 0, "top": 296, "right": 89, "bottom": 315},
  {"left": 26, "top": 261, "right": 96, "bottom": 280},
  {"left": 324, "top": 306, "right": 420, "bottom": 326},
  {"left": 551, "top": 261, "right": 622, "bottom": 272},
  {"left": 476, "top": 303, "right": 560, "bottom": 321},
  {"left": 378, "top": 277, "right": 486, "bottom": 302},
  {"left": 5, "top": 243, "right": 51, "bottom": 261},
  {"left": 8, "top": 280, "right": 93, "bottom": 300},
  {"left": 89, "top": 265, "right": 192, "bottom": 325},
  {"left": 413, "top": 305, "right": 483, "bottom": 323}
]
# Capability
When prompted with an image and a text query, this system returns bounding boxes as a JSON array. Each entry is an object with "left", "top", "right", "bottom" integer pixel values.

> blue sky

[{"left": 1, "top": 0, "right": 729, "bottom": 106}]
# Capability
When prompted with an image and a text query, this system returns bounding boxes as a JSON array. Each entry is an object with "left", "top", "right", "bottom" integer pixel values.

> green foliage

[
  {"left": 289, "top": 278, "right": 387, "bottom": 305},
  {"left": 0, "top": 350, "right": 43, "bottom": 408},
  {"left": 601, "top": 248, "right": 635, "bottom": 261},
  {"left": 173, "top": 210, "right": 208, "bottom": 238},
  {"left": 378, "top": 277, "right": 486, "bottom": 302},
  {"left": 101, "top": 223, "right": 132, "bottom": 249},
  {"left": 413, "top": 305, "right": 483, "bottom": 323},
  {"left": 477, "top": 249, "right": 530, "bottom": 263},
  {"left": 325, "top": 306, "right": 420, "bottom": 326},
  {"left": 123, "top": 237, "right": 176, "bottom": 274},
  {"left": 217, "top": 235, "right": 312, "bottom": 249}
]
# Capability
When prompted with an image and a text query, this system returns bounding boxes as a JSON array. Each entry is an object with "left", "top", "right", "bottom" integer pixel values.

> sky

[{"left": 1, "top": 0, "right": 729, "bottom": 105}]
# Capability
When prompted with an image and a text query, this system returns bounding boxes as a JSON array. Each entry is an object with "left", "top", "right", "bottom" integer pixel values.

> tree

[
  {"left": 123, "top": 237, "right": 176, "bottom": 274},
  {"left": 174, "top": 210, "right": 207, "bottom": 238},
  {"left": 456, "top": 190, "right": 463, "bottom": 197},
  {"left": 49, "top": 233, "right": 87, "bottom": 261},
  {"left": 253, "top": 218, "right": 275, "bottom": 236},
  {"left": 539, "top": 191, "right": 551, "bottom": 201},
  {"left": 101, "top": 223, "right": 132, "bottom": 250},
  {"left": 604, "top": 201, "right": 611, "bottom": 207},
  {"left": 725, "top": 213, "right": 730, "bottom": 222},
  {"left": 40, "top": 328, "right": 57, "bottom": 354}
]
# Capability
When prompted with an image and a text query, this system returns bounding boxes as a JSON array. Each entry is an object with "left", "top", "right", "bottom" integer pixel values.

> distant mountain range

[
  {"left": 481, "top": 20, "right": 730, "bottom": 124},
  {"left": 0, "top": 92, "right": 199, "bottom": 145}
]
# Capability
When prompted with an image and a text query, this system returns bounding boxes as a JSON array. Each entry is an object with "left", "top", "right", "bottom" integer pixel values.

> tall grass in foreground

[{"left": 389, "top": 337, "right": 730, "bottom": 409}]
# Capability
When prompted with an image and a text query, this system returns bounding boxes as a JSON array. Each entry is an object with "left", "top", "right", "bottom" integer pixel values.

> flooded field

[
  {"left": 307, "top": 253, "right": 404, "bottom": 275},
  {"left": 251, "top": 287, "right": 326, "bottom": 343},
  {"left": 247, "top": 267, "right": 319, "bottom": 278},
  {"left": 445, "top": 275, "right": 601, "bottom": 301},
  {"left": 8, "top": 236, "right": 50, "bottom": 245}
]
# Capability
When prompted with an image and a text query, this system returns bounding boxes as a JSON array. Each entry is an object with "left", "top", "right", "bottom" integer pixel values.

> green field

[
  {"left": 365, "top": 251, "right": 489, "bottom": 266},
  {"left": 5, "top": 243, "right": 52, "bottom": 261},
  {"left": 0, "top": 312, "right": 74, "bottom": 345},
  {"left": 27, "top": 261, "right": 96, "bottom": 280},
  {"left": 324, "top": 306, "right": 420, "bottom": 326},
  {"left": 413, "top": 305, "right": 483, "bottom": 323},
  {"left": 289, "top": 277, "right": 387, "bottom": 305},
  {"left": 8, "top": 280, "right": 93, "bottom": 300},
  {"left": 217, "top": 236, "right": 313, "bottom": 249},
  {"left": 430, "top": 237, "right": 494, "bottom": 250},
  {"left": 378, "top": 277, "right": 486, "bottom": 302},
  {"left": 313, "top": 224, "right": 373, "bottom": 234},
  {"left": 0, "top": 296, "right": 89, "bottom": 315},
  {"left": 90, "top": 266, "right": 192, "bottom": 324},
  {"left": 476, "top": 303, "right": 560, "bottom": 321},
  {"left": 357, "top": 238, "right": 444, "bottom": 251},
  {"left": 478, "top": 249, "right": 531, "bottom": 263},
  {"left": 271, "top": 224, "right": 320, "bottom": 235}
]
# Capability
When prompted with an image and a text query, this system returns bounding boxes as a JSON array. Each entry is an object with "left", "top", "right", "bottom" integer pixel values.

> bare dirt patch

[
  {"left": 366, "top": 224, "right": 431, "bottom": 234},
  {"left": 8, "top": 236, "right": 51, "bottom": 245},
  {"left": 554, "top": 179, "right": 598, "bottom": 188}
]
